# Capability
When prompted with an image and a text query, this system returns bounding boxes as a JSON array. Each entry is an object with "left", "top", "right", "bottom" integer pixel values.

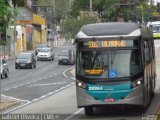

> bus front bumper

[{"left": 76, "top": 85, "right": 144, "bottom": 108}]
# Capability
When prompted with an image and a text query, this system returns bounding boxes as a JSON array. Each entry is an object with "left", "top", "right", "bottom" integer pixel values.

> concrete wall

[{"left": 6, "top": 27, "right": 15, "bottom": 56}]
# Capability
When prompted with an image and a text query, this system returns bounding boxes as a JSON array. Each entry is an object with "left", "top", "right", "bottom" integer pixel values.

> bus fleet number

[{"left": 88, "top": 86, "right": 103, "bottom": 91}]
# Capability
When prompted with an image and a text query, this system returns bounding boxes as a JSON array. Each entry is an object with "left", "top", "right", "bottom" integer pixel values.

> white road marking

[
  {"left": 27, "top": 82, "right": 67, "bottom": 87},
  {"left": 2, "top": 67, "right": 75, "bottom": 113},
  {"left": 64, "top": 108, "right": 83, "bottom": 120},
  {"left": 71, "top": 82, "right": 74, "bottom": 85},
  {"left": 1, "top": 94, "right": 31, "bottom": 114},
  {"left": 1, "top": 94, "right": 30, "bottom": 103},
  {"left": 32, "top": 99, "right": 39, "bottom": 102},
  {"left": 31, "top": 82, "right": 75, "bottom": 102},
  {"left": 2, "top": 74, "right": 57, "bottom": 92},
  {"left": 39, "top": 95, "right": 46, "bottom": 99},
  {"left": 71, "top": 77, "right": 76, "bottom": 81},
  {"left": 2, "top": 102, "right": 31, "bottom": 114},
  {"left": 63, "top": 66, "right": 75, "bottom": 78}
]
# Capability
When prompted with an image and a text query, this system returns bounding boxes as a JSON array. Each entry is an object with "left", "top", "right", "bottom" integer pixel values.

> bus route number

[{"left": 88, "top": 41, "right": 98, "bottom": 48}]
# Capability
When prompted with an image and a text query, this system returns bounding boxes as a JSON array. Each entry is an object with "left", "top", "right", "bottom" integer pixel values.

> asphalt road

[
  {"left": 1, "top": 43, "right": 75, "bottom": 102},
  {"left": 1, "top": 40, "right": 160, "bottom": 120}
]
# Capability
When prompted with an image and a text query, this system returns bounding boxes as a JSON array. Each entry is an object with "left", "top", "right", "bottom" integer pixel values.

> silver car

[
  {"left": 0, "top": 58, "right": 9, "bottom": 79},
  {"left": 37, "top": 48, "right": 54, "bottom": 61}
]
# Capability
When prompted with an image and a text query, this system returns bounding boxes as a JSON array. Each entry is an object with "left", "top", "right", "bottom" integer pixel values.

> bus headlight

[
  {"left": 76, "top": 81, "right": 87, "bottom": 89},
  {"left": 131, "top": 80, "right": 143, "bottom": 88},
  {"left": 136, "top": 80, "right": 141, "bottom": 85}
]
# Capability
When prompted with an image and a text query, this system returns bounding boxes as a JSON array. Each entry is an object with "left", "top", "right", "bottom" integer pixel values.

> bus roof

[
  {"left": 147, "top": 21, "right": 160, "bottom": 27},
  {"left": 78, "top": 22, "right": 141, "bottom": 37}
]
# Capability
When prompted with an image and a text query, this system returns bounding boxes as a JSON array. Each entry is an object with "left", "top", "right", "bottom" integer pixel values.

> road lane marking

[
  {"left": 1, "top": 95, "right": 31, "bottom": 114},
  {"left": 32, "top": 99, "right": 39, "bottom": 102},
  {"left": 63, "top": 66, "right": 75, "bottom": 78},
  {"left": 2, "top": 102, "right": 31, "bottom": 114},
  {"left": 71, "top": 77, "right": 75, "bottom": 81},
  {"left": 1, "top": 94, "right": 30, "bottom": 103},
  {"left": 31, "top": 82, "right": 75, "bottom": 102},
  {"left": 2, "top": 74, "right": 57, "bottom": 92},
  {"left": 2, "top": 67, "right": 76, "bottom": 114},
  {"left": 64, "top": 108, "right": 83, "bottom": 120},
  {"left": 27, "top": 82, "right": 67, "bottom": 87}
]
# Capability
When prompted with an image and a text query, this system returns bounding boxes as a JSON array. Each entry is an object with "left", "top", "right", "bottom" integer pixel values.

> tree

[
  {"left": 0, "top": 0, "right": 12, "bottom": 46},
  {"left": 0, "top": 0, "right": 27, "bottom": 29},
  {"left": 60, "top": 15, "right": 98, "bottom": 40},
  {"left": 0, "top": 0, "right": 28, "bottom": 46},
  {"left": 37, "top": 0, "right": 72, "bottom": 26},
  {"left": 70, "top": 0, "right": 154, "bottom": 22},
  {"left": 11, "top": 0, "right": 27, "bottom": 7}
]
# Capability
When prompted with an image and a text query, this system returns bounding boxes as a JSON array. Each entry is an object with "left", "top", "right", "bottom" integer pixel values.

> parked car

[
  {"left": 37, "top": 48, "right": 54, "bottom": 61},
  {"left": 35, "top": 44, "right": 50, "bottom": 55},
  {"left": 58, "top": 49, "right": 75, "bottom": 65},
  {"left": 15, "top": 53, "right": 36, "bottom": 69},
  {"left": 0, "top": 58, "right": 9, "bottom": 79}
]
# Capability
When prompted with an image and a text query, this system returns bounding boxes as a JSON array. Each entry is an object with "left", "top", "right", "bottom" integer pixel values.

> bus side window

[{"left": 130, "top": 51, "right": 140, "bottom": 74}]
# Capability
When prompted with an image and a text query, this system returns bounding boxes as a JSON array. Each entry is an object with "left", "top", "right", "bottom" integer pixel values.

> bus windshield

[
  {"left": 76, "top": 50, "right": 141, "bottom": 78},
  {"left": 152, "top": 25, "right": 160, "bottom": 33}
]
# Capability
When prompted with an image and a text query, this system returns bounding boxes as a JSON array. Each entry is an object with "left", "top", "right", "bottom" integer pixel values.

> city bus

[
  {"left": 147, "top": 21, "right": 160, "bottom": 39},
  {"left": 75, "top": 22, "right": 156, "bottom": 115}
]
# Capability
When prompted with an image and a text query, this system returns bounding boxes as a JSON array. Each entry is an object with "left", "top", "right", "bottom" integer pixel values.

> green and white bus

[
  {"left": 147, "top": 21, "right": 160, "bottom": 39},
  {"left": 75, "top": 22, "right": 156, "bottom": 115}
]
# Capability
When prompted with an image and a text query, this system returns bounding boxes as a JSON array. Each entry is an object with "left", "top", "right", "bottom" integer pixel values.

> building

[{"left": 13, "top": 0, "right": 47, "bottom": 54}]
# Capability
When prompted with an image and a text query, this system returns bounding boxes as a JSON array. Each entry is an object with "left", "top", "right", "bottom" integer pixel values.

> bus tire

[
  {"left": 84, "top": 107, "right": 93, "bottom": 115},
  {"left": 150, "top": 79, "right": 155, "bottom": 99}
]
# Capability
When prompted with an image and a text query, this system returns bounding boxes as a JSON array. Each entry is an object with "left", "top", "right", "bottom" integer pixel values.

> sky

[{"left": 155, "top": 0, "right": 160, "bottom": 4}]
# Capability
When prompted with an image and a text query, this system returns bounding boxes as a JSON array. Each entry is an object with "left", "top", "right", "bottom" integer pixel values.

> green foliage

[
  {"left": 70, "top": 0, "right": 155, "bottom": 22},
  {"left": 0, "top": 0, "right": 12, "bottom": 29},
  {"left": 60, "top": 16, "right": 98, "bottom": 39},
  {"left": 38, "top": 0, "right": 72, "bottom": 25},
  {"left": 11, "top": 0, "right": 27, "bottom": 7},
  {"left": 0, "top": 39, "right": 7, "bottom": 45},
  {"left": 0, "top": 0, "right": 25, "bottom": 30}
]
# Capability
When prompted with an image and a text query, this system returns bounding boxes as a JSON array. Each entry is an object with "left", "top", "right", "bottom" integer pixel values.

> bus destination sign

[
  {"left": 84, "top": 69, "right": 104, "bottom": 75},
  {"left": 87, "top": 40, "right": 125, "bottom": 48}
]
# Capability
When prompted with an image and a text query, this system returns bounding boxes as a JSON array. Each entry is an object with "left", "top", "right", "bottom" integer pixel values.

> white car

[{"left": 37, "top": 48, "right": 54, "bottom": 61}]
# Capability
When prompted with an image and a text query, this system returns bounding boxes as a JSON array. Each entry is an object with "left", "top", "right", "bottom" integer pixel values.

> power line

[{"left": 32, "top": 5, "right": 74, "bottom": 19}]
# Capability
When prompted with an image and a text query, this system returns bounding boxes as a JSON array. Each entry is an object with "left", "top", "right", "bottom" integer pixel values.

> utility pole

[
  {"left": 141, "top": 6, "right": 144, "bottom": 24},
  {"left": 13, "top": 15, "right": 17, "bottom": 56},
  {"left": 131, "top": 0, "right": 137, "bottom": 22},
  {"left": 90, "top": 0, "right": 92, "bottom": 12}
]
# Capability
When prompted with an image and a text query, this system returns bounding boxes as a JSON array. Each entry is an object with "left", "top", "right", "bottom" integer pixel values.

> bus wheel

[
  {"left": 150, "top": 80, "right": 155, "bottom": 99},
  {"left": 84, "top": 107, "right": 93, "bottom": 115}
]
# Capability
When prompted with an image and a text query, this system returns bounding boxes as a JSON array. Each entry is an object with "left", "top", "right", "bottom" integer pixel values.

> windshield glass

[
  {"left": 39, "top": 49, "right": 51, "bottom": 52},
  {"left": 76, "top": 50, "right": 141, "bottom": 78},
  {"left": 37, "top": 44, "right": 49, "bottom": 48},
  {"left": 60, "top": 52, "right": 69, "bottom": 56},
  {"left": 152, "top": 25, "right": 160, "bottom": 33},
  {"left": 18, "top": 54, "right": 31, "bottom": 59}
]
